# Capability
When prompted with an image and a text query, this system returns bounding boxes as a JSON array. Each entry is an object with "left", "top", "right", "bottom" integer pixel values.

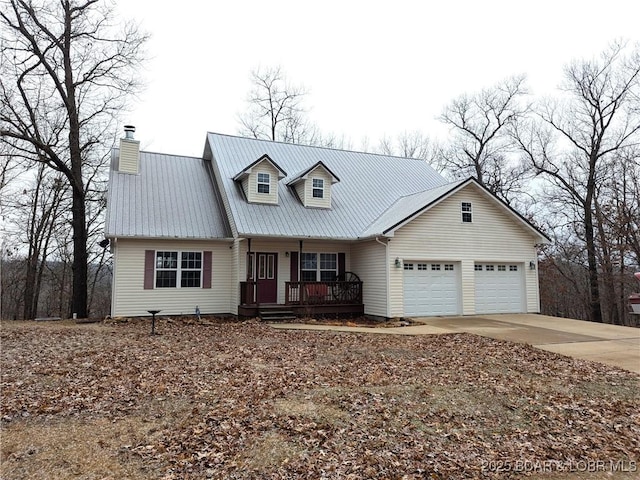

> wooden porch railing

[
  {"left": 285, "top": 281, "right": 363, "bottom": 305},
  {"left": 240, "top": 281, "right": 258, "bottom": 305}
]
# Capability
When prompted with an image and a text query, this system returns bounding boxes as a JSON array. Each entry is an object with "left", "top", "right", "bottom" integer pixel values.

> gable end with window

[{"left": 461, "top": 201, "right": 472, "bottom": 223}]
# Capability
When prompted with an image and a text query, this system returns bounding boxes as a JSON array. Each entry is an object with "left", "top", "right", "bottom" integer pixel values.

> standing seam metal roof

[
  {"left": 105, "top": 149, "right": 231, "bottom": 239},
  {"left": 206, "top": 133, "right": 450, "bottom": 239}
]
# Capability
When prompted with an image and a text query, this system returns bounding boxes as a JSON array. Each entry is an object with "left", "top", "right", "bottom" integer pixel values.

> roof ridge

[
  {"left": 206, "top": 131, "right": 434, "bottom": 163},
  {"left": 112, "top": 146, "right": 204, "bottom": 160}
]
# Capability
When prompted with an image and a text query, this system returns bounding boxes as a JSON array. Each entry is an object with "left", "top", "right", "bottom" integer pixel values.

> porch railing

[
  {"left": 285, "top": 281, "right": 363, "bottom": 305},
  {"left": 240, "top": 281, "right": 257, "bottom": 305}
]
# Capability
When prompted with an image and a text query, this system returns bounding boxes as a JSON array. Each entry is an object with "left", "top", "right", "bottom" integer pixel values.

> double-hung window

[
  {"left": 257, "top": 172, "right": 270, "bottom": 194},
  {"left": 180, "top": 252, "right": 202, "bottom": 287},
  {"left": 461, "top": 202, "right": 472, "bottom": 223},
  {"left": 312, "top": 178, "right": 324, "bottom": 198},
  {"left": 155, "top": 251, "right": 202, "bottom": 288},
  {"left": 300, "top": 252, "right": 338, "bottom": 281}
]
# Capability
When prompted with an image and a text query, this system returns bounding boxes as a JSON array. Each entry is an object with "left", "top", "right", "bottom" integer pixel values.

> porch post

[
  {"left": 299, "top": 239, "right": 303, "bottom": 282},
  {"left": 247, "top": 238, "right": 256, "bottom": 305},
  {"left": 247, "top": 238, "right": 252, "bottom": 281}
]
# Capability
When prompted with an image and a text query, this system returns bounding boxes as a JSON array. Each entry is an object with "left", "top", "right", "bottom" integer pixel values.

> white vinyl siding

[
  {"left": 295, "top": 166, "right": 333, "bottom": 209},
  {"left": 118, "top": 138, "right": 140, "bottom": 174},
  {"left": 244, "top": 160, "right": 279, "bottom": 204},
  {"left": 351, "top": 239, "right": 388, "bottom": 318},
  {"left": 389, "top": 183, "right": 541, "bottom": 316},
  {"left": 294, "top": 182, "right": 306, "bottom": 204},
  {"left": 111, "top": 239, "right": 233, "bottom": 317}
]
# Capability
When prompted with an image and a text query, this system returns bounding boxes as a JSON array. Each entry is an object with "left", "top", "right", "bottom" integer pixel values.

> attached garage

[
  {"left": 403, "top": 261, "right": 461, "bottom": 316},
  {"left": 474, "top": 263, "right": 524, "bottom": 314}
]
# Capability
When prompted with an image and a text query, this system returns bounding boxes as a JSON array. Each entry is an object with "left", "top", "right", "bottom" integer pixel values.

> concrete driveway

[{"left": 270, "top": 314, "right": 640, "bottom": 374}]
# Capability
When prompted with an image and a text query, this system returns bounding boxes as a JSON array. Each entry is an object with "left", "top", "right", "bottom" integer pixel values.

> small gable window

[
  {"left": 312, "top": 178, "right": 324, "bottom": 198},
  {"left": 257, "top": 172, "right": 270, "bottom": 194},
  {"left": 461, "top": 202, "right": 472, "bottom": 223}
]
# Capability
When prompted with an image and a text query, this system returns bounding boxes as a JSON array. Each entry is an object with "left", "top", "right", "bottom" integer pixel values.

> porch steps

[{"left": 259, "top": 308, "right": 297, "bottom": 322}]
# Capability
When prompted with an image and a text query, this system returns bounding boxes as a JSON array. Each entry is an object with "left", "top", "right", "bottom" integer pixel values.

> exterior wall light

[
  {"left": 395, "top": 257, "right": 402, "bottom": 268},
  {"left": 529, "top": 261, "right": 536, "bottom": 270}
]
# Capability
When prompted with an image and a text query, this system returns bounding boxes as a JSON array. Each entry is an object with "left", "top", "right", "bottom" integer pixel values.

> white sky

[{"left": 120, "top": 0, "right": 640, "bottom": 158}]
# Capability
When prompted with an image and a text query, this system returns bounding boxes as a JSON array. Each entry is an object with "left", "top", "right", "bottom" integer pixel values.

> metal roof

[
  {"left": 205, "top": 133, "right": 450, "bottom": 239},
  {"left": 287, "top": 161, "right": 341, "bottom": 186},
  {"left": 359, "top": 180, "right": 466, "bottom": 238},
  {"left": 105, "top": 150, "right": 231, "bottom": 239}
]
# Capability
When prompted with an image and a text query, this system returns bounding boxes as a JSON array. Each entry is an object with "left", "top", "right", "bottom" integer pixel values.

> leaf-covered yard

[{"left": 1, "top": 319, "right": 638, "bottom": 479}]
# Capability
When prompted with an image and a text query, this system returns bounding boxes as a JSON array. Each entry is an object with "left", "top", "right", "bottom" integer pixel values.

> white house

[{"left": 105, "top": 130, "right": 549, "bottom": 319}]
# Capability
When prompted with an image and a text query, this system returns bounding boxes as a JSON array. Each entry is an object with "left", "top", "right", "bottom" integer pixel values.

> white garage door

[
  {"left": 403, "top": 262, "right": 460, "bottom": 316},
  {"left": 474, "top": 263, "right": 524, "bottom": 314}
]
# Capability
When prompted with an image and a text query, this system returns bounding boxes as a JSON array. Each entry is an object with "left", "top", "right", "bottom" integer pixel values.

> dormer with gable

[
  {"left": 233, "top": 154, "right": 287, "bottom": 205},
  {"left": 287, "top": 161, "right": 340, "bottom": 209}
]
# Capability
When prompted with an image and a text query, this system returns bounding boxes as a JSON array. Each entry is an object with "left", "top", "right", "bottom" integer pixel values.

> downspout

[{"left": 375, "top": 236, "right": 391, "bottom": 319}]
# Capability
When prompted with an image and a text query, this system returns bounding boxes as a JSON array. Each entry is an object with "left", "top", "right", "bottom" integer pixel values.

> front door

[{"left": 256, "top": 253, "right": 278, "bottom": 303}]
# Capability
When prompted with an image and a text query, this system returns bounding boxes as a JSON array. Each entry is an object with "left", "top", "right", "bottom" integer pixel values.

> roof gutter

[{"left": 375, "top": 236, "right": 391, "bottom": 319}]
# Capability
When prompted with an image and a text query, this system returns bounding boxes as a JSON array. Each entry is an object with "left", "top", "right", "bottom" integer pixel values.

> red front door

[{"left": 256, "top": 253, "right": 278, "bottom": 303}]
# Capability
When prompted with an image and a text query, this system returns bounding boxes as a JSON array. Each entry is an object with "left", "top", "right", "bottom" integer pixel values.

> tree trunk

[
  {"left": 584, "top": 205, "right": 602, "bottom": 323},
  {"left": 69, "top": 163, "right": 87, "bottom": 318},
  {"left": 64, "top": 5, "right": 87, "bottom": 319},
  {"left": 23, "top": 253, "right": 37, "bottom": 319}
]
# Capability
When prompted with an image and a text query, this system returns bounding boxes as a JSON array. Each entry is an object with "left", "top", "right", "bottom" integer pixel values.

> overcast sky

[{"left": 119, "top": 0, "right": 640, "bottom": 158}]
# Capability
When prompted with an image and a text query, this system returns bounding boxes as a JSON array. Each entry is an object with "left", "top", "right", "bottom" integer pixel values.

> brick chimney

[{"left": 118, "top": 125, "right": 140, "bottom": 174}]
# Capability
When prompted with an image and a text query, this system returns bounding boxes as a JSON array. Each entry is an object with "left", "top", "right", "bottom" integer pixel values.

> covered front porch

[{"left": 239, "top": 279, "right": 364, "bottom": 319}]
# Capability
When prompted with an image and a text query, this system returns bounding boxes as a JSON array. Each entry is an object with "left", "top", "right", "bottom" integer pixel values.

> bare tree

[
  {"left": 377, "top": 130, "right": 438, "bottom": 161},
  {"left": 20, "top": 165, "right": 67, "bottom": 319},
  {"left": 0, "top": 0, "right": 146, "bottom": 318},
  {"left": 514, "top": 42, "right": 640, "bottom": 323},
  {"left": 238, "top": 66, "right": 318, "bottom": 144},
  {"left": 437, "top": 75, "right": 530, "bottom": 204}
]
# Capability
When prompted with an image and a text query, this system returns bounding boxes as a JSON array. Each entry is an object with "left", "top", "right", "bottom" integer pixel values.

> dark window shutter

[
  {"left": 203, "top": 251, "right": 212, "bottom": 288},
  {"left": 144, "top": 250, "right": 155, "bottom": 289},
  {"left": 338, "top": 253, "right": 346, "bottom": 276},
  {"left": 290, "top": 251, "right": 299, "bottom": 282}
]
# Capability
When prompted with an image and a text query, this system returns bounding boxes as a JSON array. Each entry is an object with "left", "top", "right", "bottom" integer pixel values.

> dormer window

[
  {"left": 257, "top": 172, "right": 270, "bottom": 194},
  {"left": 287, "top": 161, "right": 340, "bottom": 209},
  {"left": 233, "top": 154, "right": 287, "bottom": 205},
  {"left": 312, "top": 178, "right": 324, "bottom": 198}
]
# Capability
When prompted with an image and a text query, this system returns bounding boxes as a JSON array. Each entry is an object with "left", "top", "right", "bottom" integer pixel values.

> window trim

[
  {"left": 312, "top": 177, "right": 324, "bottom": 199},
  {"left": 301, "top": 252, "right": 339, "bottom": 281},
  {"left": 257, "top": 172, "right": 270, "bottom": 194},
  {"left": 461, "top": 201, "right": 472, "bottom": 223},
  {"left": 155, "top": 250, "right": 203, "bottom": 288}
]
